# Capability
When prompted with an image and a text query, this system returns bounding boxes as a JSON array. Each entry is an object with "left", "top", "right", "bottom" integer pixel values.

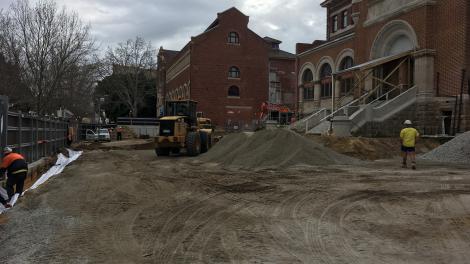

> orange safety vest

[{"left": 1, "top": 153, "right": 25, "bottom": 169}]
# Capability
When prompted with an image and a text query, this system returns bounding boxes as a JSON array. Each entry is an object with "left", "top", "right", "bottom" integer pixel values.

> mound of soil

[
  {"left": 308, "top": 135, "right": 440, "bottom": 161},
  {"left": 200, "top": 129, "right": 358, "bottom": 168},
  {"left": 421, "top": 131, "right": 470, "bottom": 164}
]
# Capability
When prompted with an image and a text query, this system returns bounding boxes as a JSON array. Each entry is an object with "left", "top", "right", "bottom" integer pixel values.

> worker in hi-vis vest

[
  {"left": 400, "top": 120, "right": 420, "bottom": 170},
  {"left": 0, "top": 147, "right": 28, "bottom": 208}
]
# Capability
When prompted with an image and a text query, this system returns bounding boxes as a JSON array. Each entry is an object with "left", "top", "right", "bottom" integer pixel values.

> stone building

[
  {"left": 296, "top": 0, "right": 470, "bottom": 136},
  {"left": 156, "top": 7, "right": 296, "bottom": 130}
]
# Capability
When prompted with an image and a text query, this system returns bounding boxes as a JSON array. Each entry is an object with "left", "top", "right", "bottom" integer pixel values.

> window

[
  {"left": 320, "top": 64, "right": 332, "bottom": 79},
  {"left": 341, "top": 78, "right": 354, "bottom": 95},
  {"left": 228, "top": 32, "right": 239, "bottom": 44},
  {"left": 228, "top": 86, "right": 240, "bottom": 97},
  {"left": 339, "top": 56, "right": 354, "bottom": 70},
  {"left": 303, "top": 87, "right": 314, "bottom": 100},
  {"left": 302, "top": 69, "right": 314, "bottom": 83},
  {"left": 342, "top": 10, "right": 349, "bottom": 28},
  {"left": 332, "top": 16, "right": 339, "bottom": 32},
  {"left": 228, "top": 66, "right": 240, "bottom": 78},
  {"left": 320, "top": 64, "right": 332, "bottom": 97},
  {"left": 339, "top": 57, "right": 354, "bottom": 95}
]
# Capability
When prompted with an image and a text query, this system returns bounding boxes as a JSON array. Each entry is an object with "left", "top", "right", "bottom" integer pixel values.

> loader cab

[{"left": 165, "top": 100, "right": 198, "bottom": 127}]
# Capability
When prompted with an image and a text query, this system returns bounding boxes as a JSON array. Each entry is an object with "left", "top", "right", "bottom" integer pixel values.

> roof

[
  {"left": 269, "top": 49, "right": 296, "bottom": 60},
  {"left": 205, "top": 7, "right": 247, "bottom": 33},
  {"left": 161, "top": 49, "right": 179, "bottom": 63},
  {"left": 263, "top": 36, "right": 282, "bottom": 44}
]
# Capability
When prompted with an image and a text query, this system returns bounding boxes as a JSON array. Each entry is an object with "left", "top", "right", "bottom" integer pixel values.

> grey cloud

[{"left": 1, "top": 0, "right": 327, "bottom": 54}]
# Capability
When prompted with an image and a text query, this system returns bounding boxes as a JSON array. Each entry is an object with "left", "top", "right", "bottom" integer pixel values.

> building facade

[
  {"left": 297, "top": 0, "right": 470, "bottom": 136},
  {"left": 157, "top": 7, "right": 296, "bottom": 130}
]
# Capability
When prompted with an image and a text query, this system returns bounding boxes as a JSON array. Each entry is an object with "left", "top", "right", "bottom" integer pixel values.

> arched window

[
  {"left": 302, "top": 69, "right": 313, "bottom": 83},
  {"left": 228, "top": 32, "right": 239, "bottom": 44},
  {"left": 302, "top": 69, "right": 314, "bottom": 100},
  {"left": 228, "top": 86, "right": 240, "bottom": 97},
  {"left": 339, "top": 57, "right": 354, "bottom": 95},
  {"left": 320, "top": 64, "right": 332, "bottom": 97},
  {"left": 229, "top": 66, "right": 240, "bottom": 78},
  {"left": 339, "top": 57, "right": 354, "bottom": 71}
]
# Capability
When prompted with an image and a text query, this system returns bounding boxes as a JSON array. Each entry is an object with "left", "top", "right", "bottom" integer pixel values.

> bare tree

[
  {"left": 0, "top": 0, "right": 96, "bottom": 114},
  {"left": 104, "top": 36, "right": 157, "bottom": 117}
]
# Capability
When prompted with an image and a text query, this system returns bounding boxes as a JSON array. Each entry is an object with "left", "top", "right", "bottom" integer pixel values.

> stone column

[
  {"left": 298, "top": 86, "right": 304, "bottom": 115},
  {"left": 413, "top": 49, "right": 438, "bottom": 134},
  {"left": 414, "top": 50, "right": 436, "bottom": 101},
  {"left": 314, "top": 81, "right": 321, "bottom": 109},
  {"left": 335, "top": 79, "right": 342, "bottom": 109}
]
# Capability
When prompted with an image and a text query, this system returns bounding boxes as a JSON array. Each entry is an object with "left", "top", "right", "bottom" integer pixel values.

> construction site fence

[{"left": 4, "top": 111, "right": 68, "bottom": 164}]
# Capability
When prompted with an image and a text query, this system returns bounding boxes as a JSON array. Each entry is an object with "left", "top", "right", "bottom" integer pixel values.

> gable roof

[{"left": 205, "top": 7, "right": 248, "bottom": 32}]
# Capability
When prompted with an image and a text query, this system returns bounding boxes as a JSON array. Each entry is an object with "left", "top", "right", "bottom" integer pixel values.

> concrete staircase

[
  {"left": 305, "top": 85, "right": 417, "bottom": 136},
  {"left": 289, "top": 108, "right": 330, "bottom": 133}
]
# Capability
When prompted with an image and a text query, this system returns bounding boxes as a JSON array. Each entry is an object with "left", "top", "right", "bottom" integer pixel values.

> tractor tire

[
  {"left": 186, "top": 131, "right": 201, "bottom": 156},
  {"left": 200, "top": 131, "right": 209, "bottom": 153},
  {"left": 208, "top": 134, "right": 213, "bottom": 149},
  {"left": 171, "top": 148, "right": 181, "bottom": 155},
  {"left": 155, "top": 148, "right": 170, "bottom": 156}
]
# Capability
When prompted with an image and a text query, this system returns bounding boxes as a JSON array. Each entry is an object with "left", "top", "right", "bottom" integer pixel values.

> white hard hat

[
  {"left": 404, "top": 120, "right": 412, "bottom": 125},
  {"left": 3, "top": 147, "right": 12, "bottom": 153}
]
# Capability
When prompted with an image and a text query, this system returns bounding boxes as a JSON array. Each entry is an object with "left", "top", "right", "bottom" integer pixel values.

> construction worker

[
  {"left": 116, "top": 126, "right": 123, "bottom": 141},
  {"left": 0, "top": 147, "right": 28, "bottom": 208},
  {"left": 400, "top": 120, "right": 420, "bottom": 170}
]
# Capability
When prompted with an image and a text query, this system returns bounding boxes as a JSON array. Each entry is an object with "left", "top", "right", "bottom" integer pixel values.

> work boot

[
  {"left": 411, "top": 163, "right": 416, "bottom": 170},
  {"left": 402, "top": 162, "right": 407, "bottom": 168}
]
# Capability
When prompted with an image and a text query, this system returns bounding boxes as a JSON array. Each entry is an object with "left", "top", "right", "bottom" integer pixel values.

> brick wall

[{"left": 189, "top": 8, "right": 269, "bottom": 128}]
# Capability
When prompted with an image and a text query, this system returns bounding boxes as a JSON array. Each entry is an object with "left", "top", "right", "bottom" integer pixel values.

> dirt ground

[{"left": 1, "top": 146, "right": 470, "bottom": 263}]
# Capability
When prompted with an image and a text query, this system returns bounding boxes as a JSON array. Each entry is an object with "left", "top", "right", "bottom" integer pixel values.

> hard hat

[
  {"left": 404, "top": 120, "right": 412, "bottom": 125},
  {"left": 3, "top": 147, "right": 12, "bottom": 153}
]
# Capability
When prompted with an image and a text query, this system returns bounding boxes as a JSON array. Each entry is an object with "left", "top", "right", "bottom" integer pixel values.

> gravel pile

[
  {"left": 200, "top": 129, "right": 358, "bottom": 169},
  {"left": 420, "top": 131, "right": 470, "bottom": 164}
]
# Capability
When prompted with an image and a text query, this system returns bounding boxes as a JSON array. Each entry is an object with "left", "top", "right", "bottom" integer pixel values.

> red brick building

[
  {"left": 157, "top": 7, "right": 296, "bottom": 130},
  {"left": 296, "top": 0, "right": 470, "bottom": 136}
]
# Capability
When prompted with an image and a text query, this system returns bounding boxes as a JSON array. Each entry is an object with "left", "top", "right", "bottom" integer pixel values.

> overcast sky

[{"left": 0, "top": 0, "right": 326, "bottom": 54}]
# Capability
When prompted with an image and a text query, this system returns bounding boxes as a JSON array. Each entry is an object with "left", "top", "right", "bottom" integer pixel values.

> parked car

[{"left": 86, "top": 129, "right": 111, "bottom": 142}]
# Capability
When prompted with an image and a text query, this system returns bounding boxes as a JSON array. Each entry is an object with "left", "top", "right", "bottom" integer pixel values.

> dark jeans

[{"left": 0, "top": 171, "right": 27, "bottom": 205}]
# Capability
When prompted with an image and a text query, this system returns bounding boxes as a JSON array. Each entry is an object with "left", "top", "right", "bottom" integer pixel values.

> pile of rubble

[
  {"left": 200, "top": 129, "right": 358, "bottom": 169},
  {"left": 420, "top": 131, "right": 470, "bottom": 164}
]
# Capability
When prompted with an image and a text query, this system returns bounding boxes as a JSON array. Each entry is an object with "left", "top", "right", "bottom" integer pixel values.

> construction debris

[
  {"left": 200, "top": 129, "right": 359, "bottom": 168},
  {"left": 420, "top": 131, "right": 470, "bottom": 164}
]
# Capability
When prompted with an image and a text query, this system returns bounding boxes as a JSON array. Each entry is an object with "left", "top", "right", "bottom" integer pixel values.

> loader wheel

[
  {"left": 186, "top": 131, "right": 201, "bottom": 156},
  {"left": 208, "top": 135, "right": 213, "bottom": 149},
  {"left": 200, "top": 132, "right": 209, "bottom": 153},
  {"left": 155, "top": 148, "right": 170, "bottom": 156}
]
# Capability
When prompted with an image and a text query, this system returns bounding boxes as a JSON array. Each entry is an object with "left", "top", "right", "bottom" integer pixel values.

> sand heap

[
  {"left": 420, "top": 131, "right": 470, "bottom": 164},
  {"left": 200, "top": 129, "right": 358, "bottom": 168}
]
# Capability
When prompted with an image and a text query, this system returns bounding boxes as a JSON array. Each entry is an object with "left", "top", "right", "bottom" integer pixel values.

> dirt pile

[
  {"left": 308, "top": 135, "right": 440, "bottom": 160},
  {"left": 421, "top": 131, "right": 470, "bottom": 164},
  {"left": 200, "top": 129, "right": 358, "bottom": 168}
]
